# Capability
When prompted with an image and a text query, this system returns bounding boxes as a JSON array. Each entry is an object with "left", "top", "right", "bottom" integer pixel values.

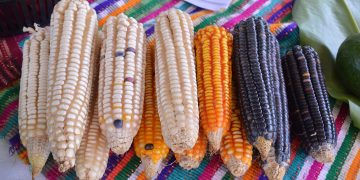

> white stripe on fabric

[{"left": 211, "top": 165, "right": 228, "bottom": 180}]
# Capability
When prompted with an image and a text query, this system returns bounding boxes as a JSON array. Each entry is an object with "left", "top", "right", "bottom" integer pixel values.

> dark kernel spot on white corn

[
  {"left": 115, "top": 51, "right": 124, "bottom": 57},
  {"left": 113, "top": 119, "right": 123, "bottom": 128},
  {"left": 125, "top": 47, "right": 136, "bottom": 53}
]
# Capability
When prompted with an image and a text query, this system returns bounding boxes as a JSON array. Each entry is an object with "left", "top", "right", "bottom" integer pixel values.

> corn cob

[
  {"left": 155, "top": 8, "right": 199, "bottom": 153},
  {"left": 98, "top": 13, "right": 146, "bottom": 155},
  {"left": 232, "top": 17, "right": 280, "bottom": 159},
  {"left": 220, "top": 89, "right": 252, "bottom": 177},
  {"left": 262, "top": 36, "right": 290, "bottom": 180},
  {"left": 194, "top": 26, "right": 232, "bottom": 153},
  {"left": 47, "top": 0, "right": 98, "bottom": 172},
  {"left": 134, "top": 42, "right": 169, "bottom": 179},
  {"left": 75, "top": 32, "right": 109, "bottom": 180},
  {"left": 174, "top": 128, "right": 207, "bottom": 170},
  {"left": 19, "top": 25, "right": 50, "bottom": 176},
  {"left": 282, "top": 45, "right": 336, "bottom": 163}
]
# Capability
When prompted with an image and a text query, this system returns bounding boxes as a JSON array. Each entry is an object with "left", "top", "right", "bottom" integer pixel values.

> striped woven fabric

[{"left": 0, "top": 0, "right": 359, "bottom": 179}]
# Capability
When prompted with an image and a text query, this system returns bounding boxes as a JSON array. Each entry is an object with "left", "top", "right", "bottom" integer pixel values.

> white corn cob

[
  {"left": 75, "top": 32, "right": 109, "bottom": 180},
  {"left": 19, "top": 25, "right": 50, "bottom": 177},
  {"left": 47, "top": 0, "right": 98, "bottom": 172},
  {"left": 154, "top": 8, "right": 199, "bottom": 153},
  {"left": 98, "top": 13, "right": 146, "bottom": 155}
]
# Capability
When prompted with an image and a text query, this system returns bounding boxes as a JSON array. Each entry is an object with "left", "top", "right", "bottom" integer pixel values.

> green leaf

[{"left": 293, "top": 0, "right": 360, "bottom": 128}]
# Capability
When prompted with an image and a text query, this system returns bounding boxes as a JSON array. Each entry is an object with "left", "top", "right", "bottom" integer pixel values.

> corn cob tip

[
  {"left": 58, "top": 160, "right": 74, "bottom": 172},
  {"left": 263, "top": 162, "right": 287, "bottom": 180},
  {"left": 176, "top": 154, "right": 202, "bottom": 170},
  {"left": 225, "top": 155, "right": 249, "bottom": 177},
  {"left": 110, "top": 138, "right": 133, "bottom": 155},
  {"left": 167, "top": 128, "right": 198, "bottom": 153},
  {"left": 26, "top": 137, "right": 50, "bottom": 176},
  {"left": 254, "top": 137, "right": 272, "bottom": 159},
  {"left": 207, "top": 128, "right": 224, "bottom": 154},
  {"left": 310, "top": 144, "right": 335, "bottom": 163},
  {"left": 29, "top": 155, "right": 47, "bottom": 177},
  {"left": 141, "top": 157, "right": 162, "bottom": 179}
]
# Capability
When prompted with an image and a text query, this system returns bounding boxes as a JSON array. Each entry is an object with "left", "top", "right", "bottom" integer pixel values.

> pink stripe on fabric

[
  {"left": 139, "top": 0, "right": 180, "bottom": 23},
  {"left": 198, "top": 155, "right": 222, "bottom": 180},
  {"left": 0, "top": 100, "right": 18, "bottom": 129},
  {"left": 305, "top": 104, "right": 348, "bottom": 180},
  {"left": 222, "top": 0, "right": 268, "bottom": 29}
]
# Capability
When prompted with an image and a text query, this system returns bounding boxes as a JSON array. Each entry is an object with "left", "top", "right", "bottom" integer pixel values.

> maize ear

[
  {"left": 155, "top": 8, "right": 199, "bottom": 153},
  {"left": 282, "top": 45, "right": 336, "bottom": 163},
  {"left": 194, "top": 26, "right": 232, "bottom": 153},
  {"left": 220, "top": 89, "right": 252, "bottom": 177},
  {"left": 232, "top": 17, "right": 283, "bottom": 159},
  {"left": 19, "top": 25, "right": 50, "bottom": 176},
  {"left": 174, "top": 128, "right": 207, "bottom": 170},
  {"left": 75, "top": 32, "right": 109, "bottom": 180},
  {"left": 47, "top": 0, "right": 98, "bottom": 172},
  {"left": 262, "top": 36, "right": 290, "bottom": 180},
  {"left": 98, "top": 13, "right": 146, "bottom": 155},
  {"left": 134, "top": 42, "right": 169, "bottom": 179}
]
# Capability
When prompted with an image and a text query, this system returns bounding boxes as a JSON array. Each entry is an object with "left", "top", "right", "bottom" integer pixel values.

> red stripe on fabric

[
  {"left": 198, "top": 155, "right": 222, "bottom": 180},
  {"left": 107, "top": 149, "right": 135, "bottom": 179},
  {"left": 45, "top": 163, "right": 63, "bottom": 180},
  {"left": 138, "top": 0, "right": 180, "bottom": 23},
  {"left": 0, "top": 100, "right": 18, "bottom": 129},
  {"left": 290, "top": 138, "right": 301, "bottom": 162},
  {"left": 306, "top": 104, "right": 348, "bottom": 180}
]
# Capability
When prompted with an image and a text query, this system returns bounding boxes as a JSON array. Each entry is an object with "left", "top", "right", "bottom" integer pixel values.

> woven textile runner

[{"left": 0, "top": 0, "right": 359, "bottom": 179}]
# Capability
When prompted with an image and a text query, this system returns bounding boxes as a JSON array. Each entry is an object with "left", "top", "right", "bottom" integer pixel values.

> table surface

[{"left": 0, "top": 140, "right": 45, "bottom": 179}]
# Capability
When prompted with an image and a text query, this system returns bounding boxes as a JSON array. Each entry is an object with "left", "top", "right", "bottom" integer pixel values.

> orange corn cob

[
  {"left": 134, "top": 42, "right": 169, "bottom": 179},
  {"left": 194, "top": 26, "right": 232, "bottom": 152},
  {"left": 220, "top": 90, "right": 253, "bottom": 177},
  {"left": 174, "top": 128, "right": 207, "bottom": 170}
]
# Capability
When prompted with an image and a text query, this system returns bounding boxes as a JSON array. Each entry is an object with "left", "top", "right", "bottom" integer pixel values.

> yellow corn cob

[
  {"left": 75, "top": 32, "right": 109, "bottom": 180},
  {"left": 174, "top": 128, "right": 207, "bottom": 170},
  {"left": 134, "top": 42, "right": 169, "bottom": 179},
  {"left": 155, "top": 8, "right": 199, "bottom": 153},
  {"left": 220, "top": 90, "right": 253, "bottom": 177},
  {"left": 47, "top": 0, "right": 98, "bottom": 172},
  {"left": 98, "top": 13, "right": 146, "bottom": 155},
  {"left": 194, "top": 26, "right": 232, "bottom": 153},
  {"left": 19, "top": 25, "right": 50, "bottom": 177}
]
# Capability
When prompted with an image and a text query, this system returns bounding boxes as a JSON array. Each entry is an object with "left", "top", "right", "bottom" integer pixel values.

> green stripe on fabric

[
  {"left": 284, "top": 148, "right": 307, "bottom": 179},
  {"left": 115, "top": 155, "right": 141, "bottom": 179},
  {"left": 0, "top": 83, "right": 20, "bottom": 103},
  {"left": 64, "top": 170, "right": 77, "bottom": 180},
  {"left": 168, "top": 156, "right": 210, "bottom": 179},
  {"left": 279, "top": 27, "right": 299, "bottom": 56},
  {"left": 326, "top": 124, "right": 359, "bottom": 180},
  {"left": 281, "top": 13, "right": 292, "bottom": 22},
  {"left": 194, "top": 0, "right": 245, "bottom": 31},
  {"left": 126, "top": 0, "right": 168, "bottom": 19},
  {"left": 177, "top": 1, "right": 192, "bottom": 11},
  {"left": 0, "top": 112, "right": 18, "bottom": 138},
  {"left": 256, "top": 0, "right": 281, "bottom": 17},
  {"left": 0, "top": 94, "right": 18, "bottom": 114},
  {"left": 222, "top": 171, "right": 234, "bottom": 180}
]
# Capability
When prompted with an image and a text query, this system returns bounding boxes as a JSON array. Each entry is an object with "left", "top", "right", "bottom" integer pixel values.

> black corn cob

[
  {"left": 282, "top": 45, "right": 336, "bottom": 163},
  {"left": 262, "top": 35, "right": 290, "bottom": 180},
  {"left": 232, "top": 17, "right": 289, "bottom": 160}
]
